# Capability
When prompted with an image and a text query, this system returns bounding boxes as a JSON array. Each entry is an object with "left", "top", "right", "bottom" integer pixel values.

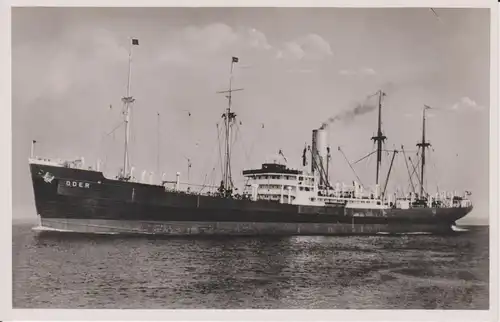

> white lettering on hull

[{"left": 65, "top": 181, "right": 91, "bottom": 189}]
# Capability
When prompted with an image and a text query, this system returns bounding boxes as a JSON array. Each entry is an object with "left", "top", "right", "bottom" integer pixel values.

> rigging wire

[
  {"left": 156, "top": 112, "right": 161, "bottom": 179},
  {"left": 352, "top": 150, "right": 377, "bottom": 165},
  {"left": 407, "top": 151, "right": 425, "bottom": 194},
  {"left": 228, "top": 121, "right": 244, "bottom": 190},
  {"left": 231, "top": 120, "right": 253, "bottom": 166},
  {"left": 363, "top": 142, "right": 376, "bottom": 186},
  {"left": 401, "top": 146, "right": 416, "bottom": 193},
  {"left": 99, "top": 121, "right": 123, "bottom": 169},
  {"left": 216, "top": 122, "right": 224, "bottom": 181},
  {"left": 388, "top": 151, "right": 401, "bottom": 195},
  {"left": 428, "top": 148, "right": 440, "bottom": 195},
  {"left": 381, "top": 145, "right": 398, "bottom": 193},
  {"left": 338, "top": 147, "right": 365, "bottom": 188},
  {"left": 99, "top": 104, "right": 125, "bottom": 173},
  {"left": 228, "top": 121, "right": 238, "bottom": 188},
  {"left": 208, "top": 167, "right": 216, "bottom": 192},
  {"left": 105, "top": 121, "right": 126, "bottom": 137},
  {"left": 197, "top": 129, "right": 224, "bottom": 191},
  {"left": 246, "top": 122, "right": 267, "bottom": 165},
  {"left": 127, "top": 99, "right": 137, "bottom": 175}
]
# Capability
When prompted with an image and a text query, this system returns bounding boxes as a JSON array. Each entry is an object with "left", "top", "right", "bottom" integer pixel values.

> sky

[{"left": 11, "top": 7, "right": 491, "bottom": 224}]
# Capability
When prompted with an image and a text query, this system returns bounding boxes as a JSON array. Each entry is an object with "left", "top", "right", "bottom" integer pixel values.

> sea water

[{"left": 12, "top": 223, "right": 489, "bottom": 309}]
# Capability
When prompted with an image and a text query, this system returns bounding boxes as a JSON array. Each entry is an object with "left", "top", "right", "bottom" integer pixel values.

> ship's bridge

[
  {"left": 242, "top": 162, "right": 315, "bottom": 203},
  {"left": 241, "top": 162, "right": 381, "bottom": 207}
]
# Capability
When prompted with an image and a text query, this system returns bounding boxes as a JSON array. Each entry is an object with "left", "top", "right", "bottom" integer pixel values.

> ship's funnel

[{"left": 311, "top": 128, "right": 328, "bottom": 185}]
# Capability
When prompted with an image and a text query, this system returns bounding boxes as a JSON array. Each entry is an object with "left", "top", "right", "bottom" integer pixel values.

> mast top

[{"left": 416, "top": 105, "right": 432, "bottom": 149}]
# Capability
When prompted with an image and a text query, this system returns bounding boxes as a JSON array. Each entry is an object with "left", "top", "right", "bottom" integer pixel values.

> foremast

[
  {"left": 416, "top": 105, "right": 432, "bottom": 198},
  {"left": 216, "top": 56, "right": 243, "bottom": 197},
  {"left": 120, "top": 38, "right": 139, "bottom": 181},
  {"left": 371, "top": 90, "right": 387, "bottom": 189}
]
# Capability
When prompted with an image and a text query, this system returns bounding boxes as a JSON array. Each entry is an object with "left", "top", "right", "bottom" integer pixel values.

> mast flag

[
  {"left": 232, "top": 56, "right": 239, "bottom": 63},
  {"left": 132, "top": 38, "right": 139, "bottom": 46}
]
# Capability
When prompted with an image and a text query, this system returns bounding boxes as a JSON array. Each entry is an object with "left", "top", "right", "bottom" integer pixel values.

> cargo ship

[{"left": 28, "top": 40, "right": 473, "bottom": 235}]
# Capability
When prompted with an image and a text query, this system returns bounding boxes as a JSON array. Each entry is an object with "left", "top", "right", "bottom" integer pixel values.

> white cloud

[
  {"left": 13, "top": 26, "right": 127, "bottom": 103},
  {"left": 451, "top": 96, "right": 484, "bottom": 111},
  {"left": 184, "top": 23, "right": 239, "bottom": 53},
  {"left": 339, "top": 67, "right": 377, "bottom": 76},
  {"left": 47, "top": 58, "right": 72, "bottom": 95},
  {"left": 245, "top": 28, "right": 272, "bottom": 50},
  {"left": 158, "top": 26, "right": 331, "bottom": 65},
  {"left": 277, "top": 41, "right": 305, "bottom": 60},
  {"left": 287, "top": 69, "right": 314, "bottom": 74},
  {"left": 55, "top": 26, "right": 128, "bottom": 64},
  {"left": 361, "top": 68, "right": 376, "bottom": 75},
  {"left": 160, "top": 47, "right": 190, "bottom": 64},
  {"left": 159, "top": 23, "right": 273, "bottom": 63},
  {"left": 339, "top": 69, "right": 355, "bottom": 76},
  {"left": 276, "top": 33, "right": 333, "bottom": 61},
  {"left": 300, "top": 33, "right": 333, "bottom": 58}
]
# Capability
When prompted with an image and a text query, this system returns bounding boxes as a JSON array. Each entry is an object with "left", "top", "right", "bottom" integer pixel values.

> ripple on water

[{"left": 12, "top": 224, "right": 489, "bottom": 309}]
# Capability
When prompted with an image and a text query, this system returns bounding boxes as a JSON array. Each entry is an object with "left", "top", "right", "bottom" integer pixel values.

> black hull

[{"left": 29, "top": 163, "right": 472, "bottom": 235}]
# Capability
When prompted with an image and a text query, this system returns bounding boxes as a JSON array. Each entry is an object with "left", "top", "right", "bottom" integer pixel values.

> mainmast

[
  {"left": 121, "top": 38, "right": 139, "bottom": 180},
  {"left": 416, "top": 105, "right": 432, "bottom": 197},
  {"left": 216, "top": 56, "right": 243, "bottom": 195},
  {"left": 371, "top": 90, "right": 387, "bottom": 186}
]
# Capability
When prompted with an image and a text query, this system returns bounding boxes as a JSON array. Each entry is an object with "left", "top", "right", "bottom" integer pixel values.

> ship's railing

[
  {"left": 392, "top": 193, "right": 473, "bottom": 209},
  {"left": 315, "top": 189, "right": 473, "bottom": 210},
  {"left": 162, "top": 185, "right": 254, "bottom": 200},
  {"left": 29, "top": 156, "right": 95, "bottom": 170},
  {"left": 162, "top": 181, "right": 244, "bottom": 198},
  {"left": 29, "top": 157, "right": 63, "bottom": 167},
  {"left": 321, "top": 196, "right": 385, "bottom": 206}
]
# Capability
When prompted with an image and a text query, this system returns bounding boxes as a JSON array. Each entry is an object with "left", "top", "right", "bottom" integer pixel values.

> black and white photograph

[{"left": 6, "top": 0, "right": 498, "bottom": 318}]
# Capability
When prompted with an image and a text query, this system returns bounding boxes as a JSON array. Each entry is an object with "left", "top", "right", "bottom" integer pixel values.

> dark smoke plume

[{"left": 320, "top": 100, "right": 378, "bottom": 130}]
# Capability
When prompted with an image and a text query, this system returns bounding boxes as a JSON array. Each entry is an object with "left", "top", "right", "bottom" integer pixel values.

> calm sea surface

[{"left": 12, "top": 223, "right": 489, "bottom": 309}]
